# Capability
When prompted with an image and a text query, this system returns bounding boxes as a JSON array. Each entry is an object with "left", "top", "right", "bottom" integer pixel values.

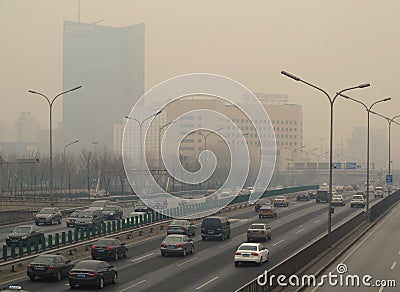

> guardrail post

[
  {"left": 11, "top": 244, "right": 16, "bottom": 258},
  {"left": 62, "top": 232, "right": 66, "bottom": 245},
  {"left": 111, "top": 221, "right": 116, "bottom": 233},
  {"left": 55, "top": 233, "right": 60, "bottom": 248},
  {"left": 151, "top": 212, "right": 155, "bottom": 222},
  {"left": 86, "top": 227, "right": 91, "bottom": 239},
  {"left": 34, "top": 241, "right": 39, "bottom": 254},
  {"left": 48, "top": 234, "right": 53, "bottom": 249},
  {"left": 117, "top": 219, "right": 121, "bottom": 231},
  {"left": 107, "top": 222, "right": 111, "bottom": 234},
  {"left": 3, "top": 245, "right": 7, "bottom": 261},
  {"left": 102, "top": 222, "right": 106, "bottom": 235},
  {"left": 80, "top": 229, "right": 84, "bottom": 241},
  {"left": 41, "top": 237, "right": 46, "bottom": 251},
  {"left": 26, "top": 240, "right": 32, "bottom": 255},
  {"left": 91, "top": 226, "right": 96, "bottom": 238},
  {"left": 73, "top": 229, "right": 78, "bottom": 243}
]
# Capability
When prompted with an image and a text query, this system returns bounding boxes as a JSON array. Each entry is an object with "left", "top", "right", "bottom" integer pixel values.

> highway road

[
  {"left": 306, "top": 200, "right": 400, "bottom": 292},
  {"left": 0, "top": 192, "right": 381, "bottom": 292}
]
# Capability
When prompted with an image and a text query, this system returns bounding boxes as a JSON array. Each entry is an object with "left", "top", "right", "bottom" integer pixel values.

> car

[
  {"left": 296, "top": 192, "right": 310, "bottom": 202},
  {"left": 6, "top": 225, "right": 43, "bottom": 247},
  {"left": 102, "top": 205, "right": 123, "bottom": 220},
  {"left": 27, "top": 254, "right": 74, "bottom": 281},
  {"left": 247, "top": 223, "right": 271, "bottom": 242},
  {"left": 258, "top": 205, "right": 277, "bottom": 218},
  {"left": 356, "top": 191, "right": 366, "bottom": 199},
  {"left": 234, "top": 243, "right": 269, "bottom": 266},
  {"left": 66, "top": 210, "right": 81, "bottom": 227},
  {"left": 332, "top": 195, "right": 345, "bottom": 206},
  {"left": 201, "top": 216, "right": 231, "bottom": 241},
  {"left": 375, "top": 189, "right": 384, "bottom": 198},
  {"left": 90, "top": 200, "right": 112, "bottom": 211},
  {"left": 160, "top": 234, "right": 194, "bottom": 257},
  {"left": 74, "top": 209, "right": 103, "bottom": 229},
  {"left": 134, "top": 204, "right": 152, "bottom": 214},
  {"left": 34, "top": 207, "right": 62, "bottom": 225},
  {"left": 91, "top": 238, "right": 128, "bottom": 261},
  {"left": 273, "top": 195, "right": 289, "bottom": 207},
  {"left": 307, "top": 190, "right": 317, "bottom": 199},
  {"left": 254, "top": 203, "right": 261, "bottom": 212},
  {"left": 350, "top": 195, "right": 366, "bottom": 208},
  {"left": 68, "top": 260, "right": 117, "bottom": 289},
  {"left": 316, "top": 190, "right": 329, "bottom": 203},
  {"left": 167, "top": 219, "right": 196, "bottom": 236}
]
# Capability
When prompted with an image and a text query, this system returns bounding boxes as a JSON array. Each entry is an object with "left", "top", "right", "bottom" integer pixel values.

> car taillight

[
  {"left": 161, "top": 243, "right": 166, "bottom": 247},
  {"left": 48, "top": 265, "right": 55, "bottom": 271},
  {"left": 235, "top": 252, "right": 241, "bottom": 255},
  {"left": 107, "top": 246, "right": 113, "bottom": 250},
  {"left": 69, "top": 271, "right": 76, "bottom": 276},
  {"left": 177, "top": 244, "right": 184, "bottom": 247},
  {"left": 91, "top": 245, "right": 97, "bottom": 250},
  {"left": 88, "top": 272, "right": 98, "bottom": 277},
  {"left": 251, "top": 253, "right": 259, "bottom": 256},
  {"left": 27, "top": 264, "right": 32, "bottom": 269}
]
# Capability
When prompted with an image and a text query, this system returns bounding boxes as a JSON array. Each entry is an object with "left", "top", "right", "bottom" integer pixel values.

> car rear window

[
  {"left": 165, "top": 236, "right": 183, "bottom": 242},
  {"left": 353, "top": 195, "right": 363, "bottom": 199},
  {"left": 94, "top": 239, "right": 115, "bottom": 246},
  {"left": 74, "top": 261, "right": 99, "bottom": 270},
  {"left": 31, "top": 256, "right": 56, "bottom": 264},
  {"left": 202, "top": 218, "right": 222, "bottom": 228},
  {"left": 171, "top": 220, "right": 187, "bottom": 226},
  {"left": 239, "top": 245, "right": 257, "bottom": 251},
  {"left": 249, "top": 224, "right": 265, "bottom": 230}
]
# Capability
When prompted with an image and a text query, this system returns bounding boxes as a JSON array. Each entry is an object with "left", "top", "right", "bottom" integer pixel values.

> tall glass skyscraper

[{"left": 63, "top": 20, "right": 144, "bottom": 152}]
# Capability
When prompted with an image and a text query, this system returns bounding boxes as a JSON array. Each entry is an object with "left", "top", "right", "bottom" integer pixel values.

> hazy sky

[{"left": 1, "top": 0, "right": 400, "bottom": 162}]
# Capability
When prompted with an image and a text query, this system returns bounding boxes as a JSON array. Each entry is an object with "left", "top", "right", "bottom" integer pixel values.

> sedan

[
  {"left": 102, "top": 205, "right": 123, "bottom": 220},
  {"left": 160, "top": 234, "right": 194, "bottom": 257},
  {"left": 167, "top": 219, "right": 196, "bottom": 236},
  {"left": 27, "top": 255, "right": 74, "bottom": 281},
  {"left": 66, "top": 211, "right": 81, "bottom": 227},
  {"left": 332, "top": 195, "right": 345, "bottom": 206},
  {"left": 91, "top": 238, "right": 128, "bottom": 261},
  {"left": 234, "top": 243, "right": 269, "bottom": 266},
  {"left": 6, "top": 225, "right": 43, "bottom": 247},
  {"left": 68, "top": 260, "right": 117, "bottom": 289},
  {"left": 258, "top": 205, "right": 277, "bottom": 218},
  {"left": 247, "top": 223, "right": 272, "bottom": 242},
  {"left": 274, "top": 195, "right": 289, "bottom": 207}
]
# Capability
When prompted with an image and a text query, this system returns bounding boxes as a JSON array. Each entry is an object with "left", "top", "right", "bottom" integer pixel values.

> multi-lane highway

[{"left": 1, "top": 193, "right": 381, "bottom": 292}]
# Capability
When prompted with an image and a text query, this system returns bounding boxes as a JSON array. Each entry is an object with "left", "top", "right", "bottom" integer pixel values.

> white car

[
  {"left": 234, "top": 243, "right": 269, "bottom": 266},
  {"left": 350, "top": 195, "right": 365, "bottom": 208},
  {"left": 331, "top": 195, "right": 345, "bottom": 206}
]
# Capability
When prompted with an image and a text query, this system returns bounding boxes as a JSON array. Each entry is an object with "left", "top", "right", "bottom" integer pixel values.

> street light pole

[
  {"left": 282, "top": 70, "right": 370, "bottom": 234},
  {"left": 337, "top": 93, "right": 391, "bottom": 212},
  {"left": 28, "top": 86, "right": 82, "bottom": 204},
  {"left": 285, "top": 145, "right": 306, "bottom": 186},
  {"left": 158, "top": 121, "right": 175, "bottom": 181},
  {"left": 63, "top": 140, "right": 79, "bottom": 196},
  {"left": 369, "top": 112, "right": 400, "bottom": 195},
  {"left": 300, "top": 148, "right": 318, "bottom": 185}
]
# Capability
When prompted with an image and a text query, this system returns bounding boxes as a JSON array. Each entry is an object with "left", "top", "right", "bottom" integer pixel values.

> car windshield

[
  {"left": 91, "top": 202, "right": 106, "bottom": 207},
  {"left": 70, "top": 211, "right": 80, "bottom": 217},
  {"left": 94, "top": 239, "right": 115, "bottom": 246},
  {"left": 39, "top": 208, "right": 53, "bottom": 214},
  {"left": 170, "top": 220, "right": 187, "bottom": 226},
  {"left": 103, "top": 206, "right": 117, "bottom": 211},
  {"left": 31, "top": 256, "right": 56, "bottom": 264},
  {"left": 13, "top": 227, "right": 30, "bottom": 233},
  {"left": 249, "top": 224, "right": 265, "bottom": 230},
  {"left": 164, "top": 236, "right": 183, "bottom": 243},
  {"left": 238, "top": 245, "right": 257, "bottom": 251},
  {"left": 78, "top": 210, "right": 93, "bottom": 218},
  {"left": 332, "top": 196, "right": 342, "bottom": 199}
]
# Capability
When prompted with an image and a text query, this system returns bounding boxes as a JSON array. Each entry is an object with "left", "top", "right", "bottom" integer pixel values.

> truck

[{"left": 316, "top": 190, "right": 329, "bottom": 203}]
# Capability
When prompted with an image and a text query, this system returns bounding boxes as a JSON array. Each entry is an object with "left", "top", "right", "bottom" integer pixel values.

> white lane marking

[
  {"left": 313, "top": 219, "right": 320, "bottom": 223},
  {"left": 272, "top": 239, "right": 284, "bottom": 247},
  {"left": 119, "top": 279, "right": 147, "bottom": 292},
  {"left": 196, "top": 276, "right": 219, "bottom": 290},
  {"left": 219, "top": 241, "right": 233, "bottom": 248},
  {"left": 131, "top": 252, "right": 154, "bottom": 262},
  {"left": 391, "top": 261, "right": 396, "bottom": 270},
  {"left": 0, "top": 275, "right": 27, "bottom": 286},
  {"left": 177, "top": 256, "right": 198, "bottom": 267},
  {"left": 296, "top": 228, "right": 305, "bottom": 234}
]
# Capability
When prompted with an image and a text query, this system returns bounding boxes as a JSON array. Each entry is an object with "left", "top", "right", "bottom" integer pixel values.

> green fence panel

[
  {"left": 92, "top": 226, "right": 96, "bottom": 238},
  {"left": 62, "top": 232, "right": 66, "bottom": 245},
  {"left": 18, "top": 242, "right": 23, "bottom": 258},
  {"left": 72, "top": 230, "right": 77, "bottom": 243},
  {"left": 117, "top": 219, "right": 121, "bottom": 231},
  {"left": 3, "top": 245, "right": 7, "bottom": 261},
  {"left": 41, "top": 237, "right": 46, "bottom": 251},
  {"left": 80, "top": 229, "right": 84, "bottom": 241},
  {"left": 26, "top": 240, "right": 32, "bottom": 255},
  {"left": 112, "top": 221, "right": 116, "bottom": 233},
  {"left": 11, "top": 244, "right": 16, "bottom": 258},
  {"left": 86, "top": 228, "right": 91, "bottom": 240},
  {"left": 34, "top": 241, "right": 39, "bottom": 254},
  {"left": 102, "top": 223, "right": 106, "bottom": 235},
  {"left": 55, "top": 233, "right": 59, "bottom": 248},
  {"left": 48, "top": 235, "right": 53, "bottom": 249},
  {"left": 107, "top": 222, "right": 111, "bottom": 233}
]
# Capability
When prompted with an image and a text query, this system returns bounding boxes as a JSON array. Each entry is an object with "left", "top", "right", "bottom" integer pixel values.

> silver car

[
  {"left": 247, "top": 223, "right": 272, "bottom": 242},
  {"left": 160, "top": 234, "right": 194, "bottom": 257},
  {"left": 35, "top": 207, "right": 62, "bottom": 225}
]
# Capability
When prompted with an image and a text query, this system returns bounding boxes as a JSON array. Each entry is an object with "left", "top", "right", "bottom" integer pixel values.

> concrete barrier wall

[{"left": 0, "top": 210, "right": 37, "bottom": 225}]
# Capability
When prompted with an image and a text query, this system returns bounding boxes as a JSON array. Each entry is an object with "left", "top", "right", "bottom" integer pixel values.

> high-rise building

[
  {"left": 15, "top": 112, "right": 40, "bottom": 143},
  {"left": 63, "top": 21, "right": 144, "bottom": 152}
]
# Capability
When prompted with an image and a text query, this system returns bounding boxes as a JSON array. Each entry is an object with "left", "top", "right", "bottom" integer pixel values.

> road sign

[
  {"left": 386, "top": 175, "right": 393, "bottom": 183},
  {"left": 332, "top": 162, "right": 342, "bottom": 169},
  {"left": 345, "top": 162, "right": 357, "bottom": 169}
]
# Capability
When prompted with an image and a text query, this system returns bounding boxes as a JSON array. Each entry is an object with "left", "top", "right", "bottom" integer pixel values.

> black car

[
  {"left": 134, "top": 204, "right": 152, "bottom": 214},
  {"left": 167, "top": 220, "right": 196, "bottom": 236},
  {"left": 27, "top": 255, "right": 74, "bottom": 281},
  {"left": 66, "top": 211, "right": 81, "bottom": 227},
  {"left": 91, "top": 238, "right": 128, "bottom": 261},
  {"left": 6, "top": 225, "right": 43, "bottom": 247},
  {"left": 296, "top": 192, "right": 310, "bottom": 202},
  {"left": 68, "top": 260, "right": 117, "bottom": 289},
  {"left": 102, "top": 205, "right": 123, "bottom": 220},
  {"left": 254, "top": 203, "right": 261, "bottom": 212},
  {"left": 201, "top": 216, "right": 231, "bottom": 241}
]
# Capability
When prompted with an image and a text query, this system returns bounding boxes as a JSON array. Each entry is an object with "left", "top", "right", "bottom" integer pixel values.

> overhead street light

[
  {"left": 282, "top": 70, "right": 370, "bottom": 234},
  {"left": 338, "top": 93, "right": 391, "bottom": 213},
  {"left": 285, "top": 145, "right": 306, "bottom": 186}
]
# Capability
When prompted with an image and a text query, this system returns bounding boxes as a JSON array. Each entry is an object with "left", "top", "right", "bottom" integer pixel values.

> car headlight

[
  {"left": 110, "top": 213, "right": 114, "bottom": 215},
  {"left": 6, "top": 236, "right": 10, "bottom": 239},
  {"left": 21, "top": 236, "right": 27, "bottom": 240}
]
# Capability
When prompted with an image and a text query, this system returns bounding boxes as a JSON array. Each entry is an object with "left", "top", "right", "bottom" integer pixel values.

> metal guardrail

[{"left": 236, "top": 189, "right": 400, "bottom": 292}]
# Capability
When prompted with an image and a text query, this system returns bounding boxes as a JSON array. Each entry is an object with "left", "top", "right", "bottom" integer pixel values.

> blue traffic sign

[
  {"left": 345, "top": 162, "right": 357, "bottom": 169},
  {"left": 386, "top": 175, "right": 393, "bottom": 183},
  {"left": 332, "top": 162, "right": 342, "bottom": 169}
]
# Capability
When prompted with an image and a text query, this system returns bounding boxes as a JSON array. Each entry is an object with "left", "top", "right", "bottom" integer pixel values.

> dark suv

[{"left": 201, "top": 216, "right": 230, "bottom": 241}]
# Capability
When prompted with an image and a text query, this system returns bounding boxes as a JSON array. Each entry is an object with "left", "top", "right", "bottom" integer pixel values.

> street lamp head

[
  {"left": 70, "top": 86, "right": 82, "bottom": 91},
  {"left": 383, "top": 97, "right": 391, "bottom": 102},
  {"left": 28, "top": 90, "right": 38, "bottom": 94},
  {"left": 281, "top": 71, "right": 300, "bottom": 81},
  {"left": 155, "top": 110, "right": 163, "bottom": 115},
  {"left": 358, "top": 83, "right": 370, "bottom": 88}
]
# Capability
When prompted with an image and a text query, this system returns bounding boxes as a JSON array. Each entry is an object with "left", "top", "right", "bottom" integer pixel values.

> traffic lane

[
  {"left": 141, "top": 195, "right": 371, "bottom": 292},
  {"left": 309, "top": 202, "right": 400, "bottom": 292},
  {"left": 0, "top": 206, "right": 136, "bottom": 246},
  {"left": 9, "top": 197, "right": 330, "bottom": 291}
]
